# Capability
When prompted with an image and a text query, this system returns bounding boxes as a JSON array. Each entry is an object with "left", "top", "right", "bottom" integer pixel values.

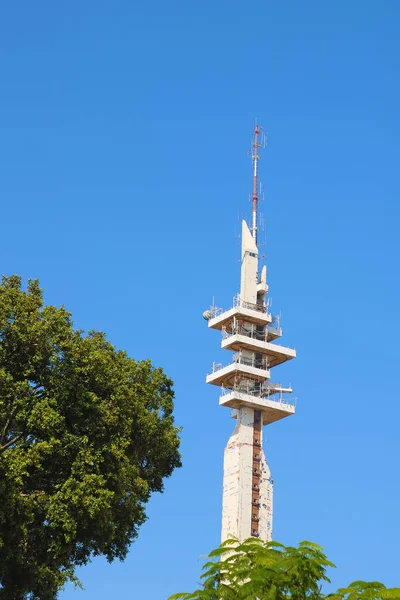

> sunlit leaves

[
  {"left": 170, "top": 538, "right": 398, "bottom": 600},
  {"left": 0, "top": 276, "right": 181, "bottom": 599}
]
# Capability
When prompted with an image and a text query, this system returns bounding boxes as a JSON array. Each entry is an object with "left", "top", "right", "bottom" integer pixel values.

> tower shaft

[{"left": 221, "top": 406, "right": 273, "bottom": 541}]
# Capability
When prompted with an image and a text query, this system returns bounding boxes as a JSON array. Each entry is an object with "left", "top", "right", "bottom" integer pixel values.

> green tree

[
  {"left": 169, "top": 538, "right": 400, "bottom": 600},
  {"left": 0, "top": 275, "right": 181, "bottom": 599}
]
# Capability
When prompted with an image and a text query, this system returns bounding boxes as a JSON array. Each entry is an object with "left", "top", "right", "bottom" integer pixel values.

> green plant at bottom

[{"left": 169, "top": 538, "right": 400, "bottom": 600}]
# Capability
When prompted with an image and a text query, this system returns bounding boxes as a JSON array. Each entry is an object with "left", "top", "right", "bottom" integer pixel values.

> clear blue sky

[{"left": 1, "top": 0, "right": 400, "bottom": 597}]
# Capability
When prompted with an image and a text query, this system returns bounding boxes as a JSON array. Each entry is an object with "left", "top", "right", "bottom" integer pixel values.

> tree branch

[
  {"left": 0, "top": 407, "right": 16, "bottom": 446},
  {"left": 20, "top": 491, "right": 45, "bottom": 498},
  {"left": 31, "top": 383, "right": 44, "bottom": 392},
  {"left": 0, "top": 433, "right": 23, "bottom": 452}
]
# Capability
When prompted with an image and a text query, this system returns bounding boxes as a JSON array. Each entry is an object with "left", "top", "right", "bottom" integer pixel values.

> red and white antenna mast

[{"left": 251, "top": 124, "right": 261, "bottom": 245}]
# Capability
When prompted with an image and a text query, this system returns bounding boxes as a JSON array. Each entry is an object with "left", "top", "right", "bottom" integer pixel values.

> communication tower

[{"left": 203, "top": 125, "right": 296, "bottom": 541}]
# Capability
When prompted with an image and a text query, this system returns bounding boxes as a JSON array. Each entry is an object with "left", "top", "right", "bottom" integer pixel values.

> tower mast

[
  {"left": 251, "top": 124, "right": 260, "bottom": 244},
  {"left": 203, "top": 124, "right": 297, "bottom": 543}
]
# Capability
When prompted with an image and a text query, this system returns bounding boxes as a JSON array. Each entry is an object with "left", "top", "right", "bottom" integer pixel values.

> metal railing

[
  {"left": 222, "top": 324, "right": 292, "bottom": 352},
  {"left": 267, "top": 323, "right": 283, "bottom": 337},
  {"left": 210, "top": 356, "right": 270, "bottom": 375},
  {"left": 221, "top": 380, "right": 296, "bottom": 407},
  {"left": 233, "top": 294, "right": 268, "bottom": 314},
  {"left": 224, "top": 324, "right": 279, "bottom": 342},
  {"left": 208, "top": 295, "right": 273, "bottom": 320},
  {"left": 208, "top": 305, "right": 224, "bottom": 318},
  {"left": 237, "top": 325, "right": 268, "bottom": 341},
  {"left": 232, "top": 352, "right": 269, "bottom": 370}
]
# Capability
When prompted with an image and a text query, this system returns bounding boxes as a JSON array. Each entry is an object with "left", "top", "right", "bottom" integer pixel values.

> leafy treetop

[
  {"left": 169, "top": 537, "right": 400, "bottom": 600},
  {"left": 0, "top": 275, "right": 181, "bottom": 599}
]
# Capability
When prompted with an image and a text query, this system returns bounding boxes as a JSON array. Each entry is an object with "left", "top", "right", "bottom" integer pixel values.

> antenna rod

[{"left": 251, "top": 124, "right": 261, "bottom": 245}]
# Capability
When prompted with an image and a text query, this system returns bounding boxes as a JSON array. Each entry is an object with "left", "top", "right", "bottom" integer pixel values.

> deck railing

[
  {"left": 210, "top": 356, "right": 270, "bottom": 375},
  {"left": 220, "top": 380, "right": 296, "bottom": 407}
]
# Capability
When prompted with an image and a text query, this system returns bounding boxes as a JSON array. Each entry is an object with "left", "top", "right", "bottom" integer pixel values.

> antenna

[{"left": 251, "top": 124, "right": 262, "bottom": 245}]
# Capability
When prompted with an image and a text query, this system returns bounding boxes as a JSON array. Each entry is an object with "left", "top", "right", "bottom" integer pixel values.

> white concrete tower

[{"left": 204, "top": 125, "right": 296, "bottom": 542}]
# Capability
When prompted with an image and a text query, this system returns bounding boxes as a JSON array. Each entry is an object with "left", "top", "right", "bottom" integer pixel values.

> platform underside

[
  {"left": 220, "top": 391, "right": 295, "bottom": 425},
  {"left": 206, "top": 362, "right": 270, "bottom": 387},
  {"left": 208, "top": 306, "right": 272, "bottom": 330},
  {"left": 222, "top": 334, "right": 296, "bottom": 368}
]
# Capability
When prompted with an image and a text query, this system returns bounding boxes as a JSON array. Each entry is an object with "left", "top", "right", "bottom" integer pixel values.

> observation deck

[
  {"left": 220, "top": 381, "right": 295, "bottom": 425},
  {"left": 204, "top": 283, "right": 296, "bottom": 426},
  {"left": 207, "top": 298, "right": 273, "bottom": 331},
  {"left": 221, "top": 328, "right": 296, "bottom": 368},
  {"left": 206, "top": 357, "right": 270, "bottom": 387},
  {"left": 221, "top": 392, "right": 295, "bottom": 425}
]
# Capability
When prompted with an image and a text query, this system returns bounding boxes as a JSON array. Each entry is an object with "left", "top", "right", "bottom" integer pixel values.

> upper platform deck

[
  {"left": 220, "top": 390, "right": 295, "bottom": 425},
  {"left": 206, "top": 360, "right": 270, "bottom": 388},
  {"left": 221, "top": 333, "right": 296, "bottom": 368},
  {"left": 208, "top": 299, "right": 272, "bottom": 331}
]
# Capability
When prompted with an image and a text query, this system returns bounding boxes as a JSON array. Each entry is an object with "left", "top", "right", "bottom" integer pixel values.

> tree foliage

[
  {"left": 169, "top": 538, "right": 400, "bottom": 600},
  {"left": 0, "top": 275, "right": 181, "bottom": 599}
]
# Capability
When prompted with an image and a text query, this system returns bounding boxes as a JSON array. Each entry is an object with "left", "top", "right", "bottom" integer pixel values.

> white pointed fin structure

[{"left": 240, "top": 220, "right": 258, "bottom": 304}]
